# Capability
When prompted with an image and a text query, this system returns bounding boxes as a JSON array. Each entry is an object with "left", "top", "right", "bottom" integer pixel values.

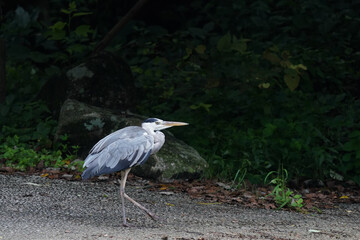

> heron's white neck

[
  {"left": 142, "top": 125, "right": 156, "bottom": 136},
  {"left": 142, "top": 126, "right": 165, "bottom": 154}
]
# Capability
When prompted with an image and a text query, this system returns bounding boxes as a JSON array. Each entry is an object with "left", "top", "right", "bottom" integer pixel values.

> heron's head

[{"left": 142, "top": 118, "right": 188, "bottom": 131}]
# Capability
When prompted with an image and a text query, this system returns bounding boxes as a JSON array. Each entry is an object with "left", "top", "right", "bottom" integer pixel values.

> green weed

[
  {"left": 265, "top": 168, "right": 304, "bottom": 210},
  {"left": 0, "top": 135, "right": 81, "bottom": 172}
]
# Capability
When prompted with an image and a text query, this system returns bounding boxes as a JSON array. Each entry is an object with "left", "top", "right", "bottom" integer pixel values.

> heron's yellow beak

[{"left": 163, "top": 121, "right": 189, "bottom": 127}]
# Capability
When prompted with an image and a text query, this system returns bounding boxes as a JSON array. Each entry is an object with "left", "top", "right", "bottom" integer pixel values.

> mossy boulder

[
  {"left": 55, "top": 99, "right": 208, "bottom": 181},
  {"left": 66, "top": 51, "right": 136, "bottom": 111},
  {"left": 131, "top": 133, "right": 208, "bottom": 182},
  {"left": 38, "top": 51, "right": 135, "bottom": 118},
  {"left": 55, "top": 99, "right": 141, "bottom": 156}
]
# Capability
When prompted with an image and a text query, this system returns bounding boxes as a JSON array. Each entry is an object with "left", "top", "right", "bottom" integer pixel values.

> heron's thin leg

[
  {"left": 119, "top": 168, "right": 131, "bottom": 227},
  {"left": 119, "top": 168, "right": 158, "bottom": 225},
  {"left": 123, "top": 192, "right": 159, "bottom": 221}
]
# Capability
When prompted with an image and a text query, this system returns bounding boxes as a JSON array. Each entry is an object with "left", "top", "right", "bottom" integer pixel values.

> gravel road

[{"left": 1, "top": 174, "right": 359, "bottom": 240}]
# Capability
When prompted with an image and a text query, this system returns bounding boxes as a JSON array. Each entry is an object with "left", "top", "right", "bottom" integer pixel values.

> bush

[
  {"left": 120, "top": 2, "right": 360, "bottom": 184},
  {"left": 1, "top": 1, "right": 359, "bottom": 185}
]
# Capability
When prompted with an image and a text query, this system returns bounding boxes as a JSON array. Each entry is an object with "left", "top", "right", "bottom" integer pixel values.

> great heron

[{"left": 82, "top": 118, "right": 188, "bottom": 226}]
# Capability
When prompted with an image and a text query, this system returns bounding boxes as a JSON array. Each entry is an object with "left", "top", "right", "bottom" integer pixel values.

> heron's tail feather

[{"left": 81, "top": 154, "right": 99, "bottom": 180}]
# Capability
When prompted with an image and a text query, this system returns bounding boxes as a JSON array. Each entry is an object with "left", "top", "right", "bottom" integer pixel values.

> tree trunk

[{"left": 91, "top": 0, "right": 149, "bottom": 56}]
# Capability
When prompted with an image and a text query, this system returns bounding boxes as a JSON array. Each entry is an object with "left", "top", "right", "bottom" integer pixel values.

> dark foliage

[{"left": 0, "top": 0, "right": 359, "bottom": 185}]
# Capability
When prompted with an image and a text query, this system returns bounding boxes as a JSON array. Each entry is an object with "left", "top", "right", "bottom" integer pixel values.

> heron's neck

[
  {"left": 152, "top": 131, "right": 165, "bottom": 154},
  {"left": 142, "top": 125, "right": 156, "bottom": 137},
  {"left": 142, "top": 126, "right": 165, "bottom": 154},
  {"left": 143, "top": 127, "right": 163, "bottom": 141}
]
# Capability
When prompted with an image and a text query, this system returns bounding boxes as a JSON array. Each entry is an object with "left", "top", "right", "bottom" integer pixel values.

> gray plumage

[
  {"left": 82, "top": 126, "right": 154, "bottom": 180},
  {"left": 81, "top": 118, "right": 188, "bottom": 227}
]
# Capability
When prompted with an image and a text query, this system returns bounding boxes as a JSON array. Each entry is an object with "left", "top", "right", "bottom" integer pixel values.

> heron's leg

[
  {"left": 120, "top": 168, "right": 158, "bottom": 223},
  {"left": 119, "top": 168, "right": 131, "bottom": 227},
  {"left": 124, "top": 192, "right": 159, "bottom": 221}
]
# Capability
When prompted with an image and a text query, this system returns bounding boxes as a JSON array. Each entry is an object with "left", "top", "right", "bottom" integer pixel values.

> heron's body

[
  {"left": 82, "top": 126, "right": 165, "bottom": 179},
  {"left": 81, "top": 118, "right": 188, "bottom": 226}
]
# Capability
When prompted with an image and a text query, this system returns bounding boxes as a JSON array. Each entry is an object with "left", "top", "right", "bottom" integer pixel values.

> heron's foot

[
  {"left": 123, "top": 220, "right": 135, "bottom": 228},
  {"left": 123, "top": 223, "right": 132, "bottom": 227},
  {"left": 146, "top": 211, "right": 160, "bottom": 222}
]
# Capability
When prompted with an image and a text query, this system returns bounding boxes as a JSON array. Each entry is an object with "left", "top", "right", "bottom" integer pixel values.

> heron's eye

[{"left": 155, "top": 121, "right": 160, "bottom": 125}]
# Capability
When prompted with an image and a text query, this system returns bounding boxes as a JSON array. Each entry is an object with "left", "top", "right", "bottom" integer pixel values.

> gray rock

[
  {"left": 55, "top": 99, "right": 138, "bottom": 156},
  {"left": 55, "top": 99, "right": 207, "bottom": 181},
  {"left": 38, "top": 51, "right": 136, "bottom": 116},
  {"left": 132, "top": 132, "right": 208, "bottom": 182},
  {"left": 66, "top": 51, "right": 137, "bottom": 111}
]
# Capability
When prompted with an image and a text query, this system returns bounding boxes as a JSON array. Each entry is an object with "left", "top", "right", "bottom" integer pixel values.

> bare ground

[{"left": 1, "top": 174, "right": 359, "bottom": 240}]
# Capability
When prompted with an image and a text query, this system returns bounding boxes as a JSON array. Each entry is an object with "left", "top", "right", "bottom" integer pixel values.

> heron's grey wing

[
  {"left": 81, "top": 126, "right": 154, "bottom": 180},
  {"left": 88, "top": 126, "right": 142, "bottom": 154}
]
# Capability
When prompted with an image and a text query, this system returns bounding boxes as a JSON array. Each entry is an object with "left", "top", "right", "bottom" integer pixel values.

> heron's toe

[
  {"left": 149, "top": 213, "right": 161, "bottom": 222},
  {"left": 123, "top": 222, "right": 135, "bottom": 227}
]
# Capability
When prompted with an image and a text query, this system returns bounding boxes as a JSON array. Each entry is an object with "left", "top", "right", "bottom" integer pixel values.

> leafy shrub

[
  {"left": 1, "top": 1, "right": 360, "bottom": 185},
  {"left": 0, "top": 135, "right": 80, "bottom": 171},
  {"left": 121, "top": 6, "right": 360, "bottom": 184},
  {"left": 1, "top": 136, "right": 56, "bottom": 170},
  {"left": 0, "top": 63, "right": 57, "bottom": 145},
  {"left": 0, "top": 3, "right": 93, "bottom": 171},
  {"left": 340, "top": 130, "right": 360, "bottom": 185}
]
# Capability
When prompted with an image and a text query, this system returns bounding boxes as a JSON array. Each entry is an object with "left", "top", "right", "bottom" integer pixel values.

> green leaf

[
  {"left": 232, "top": 38, "right": 248, "bottom": 53},
  {"left": 263, "top": 123, "right": 277, "bottom": 137},
  {"left": 0, "top": 105, "right": 10, "bottom": 117},
  {"left": 263, "top": 50, "right": 281, "bottom": 65},
  {"left": 47, "top": 30, "right": 66, "bottom": 40},
  {"left": 49, "top": 21, "right": 67, "bottom": 31},
  {"left": 73, "top": 12, "right": 93, "bottom": 17},
  {"left": 342, "top": 153, "right": 352, "bottom": 165},
  {"left": 183, "top": 48, "right": 192, "bottom": 59},
  {"left": 190, "top": 103, "right": 212, "bottom": 112},
  {"left": 329, "top": 170, "right": 344, "bottom": 181},
  {"left": 195, "top": 45, "right": 206, "bottom": 54},
  {"left": 217, "top": 33, "right": 232, "bottom": 52},
  {"left": 284, "top": 73, "right": 300, "bottom": 91},
  {"left": 289, "top": 63, "right": 307, "bottom": 71},
  {"left": 74, "top": 25, "right": 92, "bottom": 37},
  {"left": 293, "top": 194, "right": 302, "bottom": 199},
  {"left": 29, "top": 51, "right": 50, "bottom": 63},
  {"left": 61, "top": 9, "right": 71, "bottom": 14},
  {"left": 258, "top": 82, "right": 270, "bottom": 89},
  {"left": 349, "top": 130, "right": 360, "bottom": 138},
  {"left": 66, "top": 44, "right": 86, "bottom": 55},
  {"left": 356, "top": 150, "right": 360, "bottom": 159},
  {"left": 69, "top": 2, "right": 77, "bottom": 11},
  {"left": 343, "top": 141, "right": 355, "bottom": 151}
]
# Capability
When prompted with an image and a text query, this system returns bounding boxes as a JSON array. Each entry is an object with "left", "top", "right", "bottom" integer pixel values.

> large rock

[
  {"left": 54, "top": 99, "right": 138, "bottom": 156},
  {"left": 66, "top": 51, "right": 136, "bottom": 111},
  {"left": 55, "top": 99, "right": 208, "bottom": 181},
  {"left": 37, "top": 51, "right": 135, "bottom": 118},
  {"left": 131, "top": 133, "right": 208, "bottom": 181}
]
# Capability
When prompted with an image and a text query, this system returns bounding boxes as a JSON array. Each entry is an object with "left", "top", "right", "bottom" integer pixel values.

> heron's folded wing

[
  {"left": 81, "top": 127, "right": 154, "bottom": 180},
  {"left": 88, "top": 126, "right": 144, "bottom": 154}
]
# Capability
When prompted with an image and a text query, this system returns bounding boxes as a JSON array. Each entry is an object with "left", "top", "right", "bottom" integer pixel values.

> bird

[{"left": 82, "top": 118, "right": 188, "bottom": 226}]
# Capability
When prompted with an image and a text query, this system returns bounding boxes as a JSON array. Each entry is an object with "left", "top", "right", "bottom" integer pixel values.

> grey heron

[{"left": 82, "top": 118, "right": 188, "bottom": 226}]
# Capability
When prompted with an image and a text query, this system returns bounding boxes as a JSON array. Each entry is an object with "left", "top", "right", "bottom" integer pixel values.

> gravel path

[{"left": 1, "top": 174, "right": 359, "bottom": 240}]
